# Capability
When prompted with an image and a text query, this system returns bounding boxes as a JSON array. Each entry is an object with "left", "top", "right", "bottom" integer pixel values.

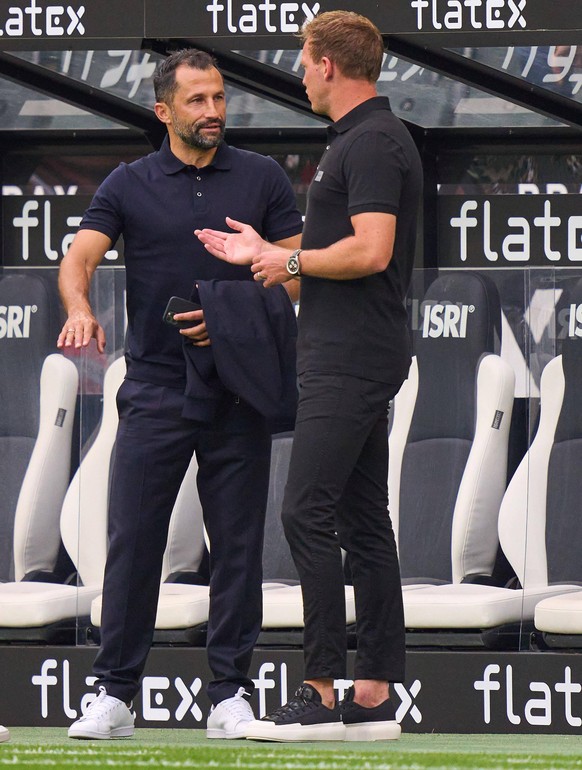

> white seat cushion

[
  {"left": 403, "top": 583, "right": 580, "bottom": 629},
  {"left": 261, "top": 584, "right": 356, "bottom": 629},
  {"left": 535, "top": 590, "right": 582, "bottom": 634},
  {"left": 0, "top": 582, "right": 101, "bottom": 627},
  {"left": 91, "top": 583, "right": 210, "bottom": 630}
]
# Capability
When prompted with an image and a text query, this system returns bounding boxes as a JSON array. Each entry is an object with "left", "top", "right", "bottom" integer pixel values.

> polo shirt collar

[
  {"left": 327, "top": 96, "right": 392, "bottom": 139},
  {"left": 156, "top": 135, "right": 233, "bottom": 174}
]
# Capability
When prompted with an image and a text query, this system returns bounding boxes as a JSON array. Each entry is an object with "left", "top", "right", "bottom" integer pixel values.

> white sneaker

[
  {"left": 206, "top": 687, "right": 255, "bottom": 739},
  {"left": 68, "top": 686, "right": 135, "bottom": 740},
  {"left": 0, "top": 725, "right": 9, "bottom": 742}
]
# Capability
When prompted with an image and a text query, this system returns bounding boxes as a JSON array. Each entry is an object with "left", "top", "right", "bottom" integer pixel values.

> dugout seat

[
  {"left": 259, "top": 434, "right": 356, "bottom": 641},
  {"left": 390, "top": 271, "right": 515, "bottom": 591},
  {"left": 0, "top": 355, "right": 124, "bottom": 640},
  {"left": 532, "top": 325, "right": 582, "bottom": 646},
  {"left": 2, "top": 353, "right": 207, "bottom": 641},
  {"left": 0, "top": 272, "right": 63, "bottom": 582},
  {"left": 404, "top": 280, "right": 582, "bottom": 646},
  {"left": 12, "top": 354, "right": 79, "bottom": 584}
]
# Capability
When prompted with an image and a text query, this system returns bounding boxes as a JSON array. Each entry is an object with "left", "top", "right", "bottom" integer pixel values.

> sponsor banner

[
  {"left": 406, "top": 292, "right": 582, "bottom": 342},
  {"left": 0, "top": 302, "right": 38, "bottom": 338},
  {"left": 0, "top": 0, "right": 143, "bottom": 41},
  {"left": 409, "top": 293, "right": 582, "bottom": 342},
  {"left": 418, "top": 300, "right": 475, "bottom": 339},
  {"left": 0, "top": 1, "right": 577, "bottom": 45},
  {"left": 439, "top": 195, "right": 582, "bottom": 269},
  {"left": 3, "top": 196, "right": 123, "bottom": 267},
  {"left": 144, "top": 0, "right": 321, "bottom": 40},
  {"left": 144, "top": 0, "right": 582, "bottom": 41},
  {"left": 5, "top": 646, "right": 582, "bottom": 732}
]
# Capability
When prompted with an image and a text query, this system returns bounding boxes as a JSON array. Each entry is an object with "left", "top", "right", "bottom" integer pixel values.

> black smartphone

[{"left": 162, "top": 296, "right": 202, "bottom": 329}]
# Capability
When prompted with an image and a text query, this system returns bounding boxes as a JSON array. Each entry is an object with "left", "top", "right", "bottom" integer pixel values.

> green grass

[{"left": 4, "top": 730, "right": 582, "bottom": 770}]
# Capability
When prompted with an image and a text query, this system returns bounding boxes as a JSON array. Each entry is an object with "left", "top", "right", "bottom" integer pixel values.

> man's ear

[
  {"left": 154, "top": 102, "right": 171, "bottom": 125},
  {"left": 321, "top": 56, "right": 334, "bottom": 81}
]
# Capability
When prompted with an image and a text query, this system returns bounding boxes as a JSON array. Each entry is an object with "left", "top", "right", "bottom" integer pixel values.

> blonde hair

[{"left": 300, "top": 11, "right": 384, "bottom": 83}]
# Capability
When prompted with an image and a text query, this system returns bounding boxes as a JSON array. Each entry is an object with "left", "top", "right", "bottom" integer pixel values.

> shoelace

[
  {"left": 265, "top": 688, "right": 318, "bottom": 721},
  {"left": 220, "top": 688, "right": 253, "bottom": 721},
  {"left": 78, "top": 687, "right": 118, "bottom": 721}
]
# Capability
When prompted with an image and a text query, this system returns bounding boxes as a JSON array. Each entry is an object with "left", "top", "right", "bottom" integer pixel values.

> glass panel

[
  {"left": 0, "top": 263, "right": 124, "bottom": 643},
  {"left": 1, "top": 150, "right": 144, "bottom": 271},
  {"left": 0, "top": 75, "right": 126, "bottom": 130},
  {"left": 2, "top": 148, "right": 145, "bottom": 196},
  {"left": 452, "top": 46, "right": 582, "bottom": 106},
  {"left": 438, "top": 150, "right": 582, "bottom": 197},
  {"left": 76, "top": 267, "right": 126, "bottom": 645},
  {"left": 224, "top": 84, "right": 323, "bottom": 127},
  {"left": 14, "top": 50, "right": 163, "bottom": 110},
  {"left": 12, "top": 46, "right": 566, "bottom": 130},
  {"left": 525, "top": 268, "right": 582, "bottom": 653},
  {"left": 0, "top": 133, "right": 316, "bottom": 638},
  {"left": 436, "top": 146, "right": 582, "bottom": 647},
  {"left": 240, "top": 49, "right": 564, "bottom": 128},
  {"left": 0, "top": 144, "right": 131, "bottom": 641},
  {"left": 12, "top": 49, "right": 324, "bottom": 129}
]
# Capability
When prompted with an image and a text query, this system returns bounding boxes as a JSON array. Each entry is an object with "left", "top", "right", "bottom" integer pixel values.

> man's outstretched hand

[{"left": 195, "top": 217, "right": 265, "bottom": 265}]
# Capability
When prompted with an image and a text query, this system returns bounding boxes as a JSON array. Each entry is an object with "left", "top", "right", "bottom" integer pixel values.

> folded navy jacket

[{"left": 181, "top": 280, "right": 298, "bottom": 433}]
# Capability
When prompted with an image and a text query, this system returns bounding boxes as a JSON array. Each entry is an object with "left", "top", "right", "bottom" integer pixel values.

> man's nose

[{"left": 204, "top": 100, "right": 220, "bottom": 117}]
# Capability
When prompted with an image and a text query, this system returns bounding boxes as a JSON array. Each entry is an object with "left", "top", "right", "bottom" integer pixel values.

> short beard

[{"left": 173, "top": 115, "right": 225, "bottom": 150}]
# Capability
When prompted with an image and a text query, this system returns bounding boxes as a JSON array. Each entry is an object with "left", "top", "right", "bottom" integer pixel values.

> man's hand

[
  {"left": 251, "top": 249, "right": 294, "bottom": 288},
  {"left": 195, "top": 217, "right": 266, "bottom": 265},
  {"left": 174, "top": 309, "right": 211, "bottom": 347},
  {"left": 57, "top": 311, "right": 106, "bottom": 353}
]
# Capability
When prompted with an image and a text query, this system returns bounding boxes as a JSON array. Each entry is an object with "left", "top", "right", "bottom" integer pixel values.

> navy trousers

[
  {"left": 281, "top": 372, "right": 405, "bottom": 683},
  {"left": 93, "top": 378, "right": 272, "bottom": 705}
]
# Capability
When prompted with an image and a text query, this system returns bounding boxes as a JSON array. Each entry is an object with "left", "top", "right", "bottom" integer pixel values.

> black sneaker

[
  {"left": 245, "top": 684, "right": 345, "bottom": 742},
  {"left": 340, "top": 686, "right": 401, "bottom": 741}
]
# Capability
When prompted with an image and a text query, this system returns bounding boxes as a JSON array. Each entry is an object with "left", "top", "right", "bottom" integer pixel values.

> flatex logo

[
  {"left": 474, "top": 663, "right": 582, "bottom": 727},
  {"left": 0, "top": 1, "right": 85, "bottom": 38},
  {"left": 443, "top": 197, "right": 582, "bottom": 267},
  {"left": 31, "top": 658, "right": 204, "bottom": 723},
  {"left": 206, "top": 1, "right": 320, "bottom": 34},
  {"left": 410, "top": 0, "right": 526, "bottom": 31}
]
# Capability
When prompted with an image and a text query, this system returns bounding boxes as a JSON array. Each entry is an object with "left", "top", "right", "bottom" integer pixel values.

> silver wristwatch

[{"left": 286, "top": 249, "right": 302, "bottom": 277}]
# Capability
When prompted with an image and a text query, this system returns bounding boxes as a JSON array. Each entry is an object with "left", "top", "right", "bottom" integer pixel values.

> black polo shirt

[
  {"left": 81, "top": 137, "right": 303, "bottom": 388},
  {"left": 298, "top": 96, "right": 423, "bottom": 385}
]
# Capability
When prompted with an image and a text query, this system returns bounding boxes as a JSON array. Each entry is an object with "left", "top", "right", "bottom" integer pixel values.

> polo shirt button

[
  {"left": 197, "top": 192, "right": 202, "bottom": 197},
  {"left": 197, "top": 176, "right": 201, "bottom": 181}
]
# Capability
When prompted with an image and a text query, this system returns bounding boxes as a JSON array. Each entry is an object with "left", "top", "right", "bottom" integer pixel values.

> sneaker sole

[
  {"left": 0, "top": 728, "right": 9, "bottom": 743},
  {"left": 344, "top": 720, "right": 401, "bottom": 741},
  {"left": 68, "top": 726, "right": 134, "bottom": 740},
  {"left": 246, "top": 722, "right": 346, "bottom": 742},
  {"left": 206, "top": 728, "right": 247, "bottom": 740}
]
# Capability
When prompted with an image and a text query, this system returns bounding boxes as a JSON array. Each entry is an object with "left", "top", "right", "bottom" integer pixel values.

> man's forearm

[{"left": 58, "top": 257, "right": 94, "bottom": 316}]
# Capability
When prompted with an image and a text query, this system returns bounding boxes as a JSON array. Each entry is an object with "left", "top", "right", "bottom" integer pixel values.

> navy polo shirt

[
  {"left": 298, "top": 96, "right": 423, "bottom": 385},
  {"left": 80, "top": 137, "right": 303, "bottom": 388}
]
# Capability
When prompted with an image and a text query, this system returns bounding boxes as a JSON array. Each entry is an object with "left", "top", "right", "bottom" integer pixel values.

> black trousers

[
  {"left": 93, "top": 379, "right": 271, "bottom": 705},
  {"left": 281, "top": 372, "right": 405, "bottom": 683}
]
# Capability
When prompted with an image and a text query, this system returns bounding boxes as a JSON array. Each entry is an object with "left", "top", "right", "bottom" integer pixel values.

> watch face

[{"left": 287, "top": 257, "right": 299, "bottom": 274}]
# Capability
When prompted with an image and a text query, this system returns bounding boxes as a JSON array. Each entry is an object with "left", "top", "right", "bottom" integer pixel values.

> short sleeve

[
  {"left": 79, "top": 164, "right": 126, "bottom": 243},
  {"left": 343, "top": 131, "right": 407, "bottom": 217},
  {"left": 261, "top": 158, "right": 304, "bottom": 243}
]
